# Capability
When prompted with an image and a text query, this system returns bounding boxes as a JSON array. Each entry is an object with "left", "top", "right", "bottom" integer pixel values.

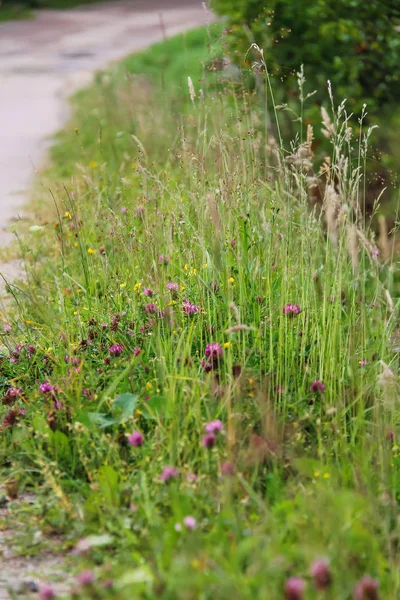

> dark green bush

[{"left": 212, "top": 0, "right": 400, "bottom": 115}]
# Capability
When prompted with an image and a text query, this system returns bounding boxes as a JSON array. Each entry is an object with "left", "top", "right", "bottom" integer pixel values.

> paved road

[{"left": 0, "top": 0, "right": 212, "bottom": 247}]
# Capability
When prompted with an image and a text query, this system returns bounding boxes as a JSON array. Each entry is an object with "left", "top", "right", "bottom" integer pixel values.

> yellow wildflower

[
  {"left": 228, "top": 277, "right": 235, "bottom": 284},
  {"left": 224, "top": 342, "right": 231, "bottom": 349},
  {"left": 64, "top": 211, "right": 72, "bottom": 219},
  {"left": 134, "top": 282, "right": 142, "bottom": 292},
  {"left": 87, "top": 248, "right": 96, "bottom": 255}
]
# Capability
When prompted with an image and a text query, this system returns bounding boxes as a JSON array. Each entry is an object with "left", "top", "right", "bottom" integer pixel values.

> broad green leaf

[{"left": 112, "top": 393, "right": 138, "bottom": 422}]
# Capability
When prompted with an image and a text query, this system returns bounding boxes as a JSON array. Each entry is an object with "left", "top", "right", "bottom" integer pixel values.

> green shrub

[{"left": 211, "top": 0, "right": 400, "bottom": 115}]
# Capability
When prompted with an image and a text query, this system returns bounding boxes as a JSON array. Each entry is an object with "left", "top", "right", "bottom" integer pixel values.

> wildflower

[
  {"left": 223, "top": 342, "right": 230, "bottom": 349},
  {"left": 39, "top": 381, "right": 55, "bottom": 394},
  {"left": 134, "top": 282, "right": 142, "bottom": 292},
  {"left": 311, "top": 559, "right": 332, "bottom": 590},
  {"left": 64, "top": 211, "right": 72, "bottom": 219},
  {"left": 167, "top": 282, "right": 179, "bottom": 292},
  {"left": 128, "top": 431, "right": 144, "bottom": 447},
  {"left": 186, "top": 473, "right": 197, "bottom": 483},
  {"left": 205, "top": 343, "right": 223, "bottom": 361},
  {"left": 121, "top": 206, "right": 127, "bottom": 214},
  {"left": 282, "top": 303, "right": 301, "bottom": 316},
  {"left": 145, "top": 303, "right": 158, "bottom": 313},
  {"left": 3, "top": 324, "right": 11, "bottom": 333},
  {"left": 87, "top": 248, "right": 96, "bottom": 255},
  {"left": 174, "top": 523, "right": 182, "bottom": 532},
  {"left": 160, "top": 466, "right": 179, "bottom": 481},
  {"left": 310, "top": 379, "right": 325, "bottom": 393},
  {"left": 205, "top": 419, "right": 223, "bottom": 433},
  {"left": 109, "top": 343, "right": 124, "bottom": 357},
  {"left": 183, "top": 515, "right": 197, "bottom": 530},
  {"left": 359, "top": 359, "right": 367, "bottom": 367},
  {"left": 228, "top": 277, "right": 235, "bottom": 284},
  {"left": 76, "top": 570, "right": 94, "bottom": 586},
  {"left": 5, "top": 387, "right": 23, "bottom": 400},
  {"left": 39, "top": 585, "right": 56, "bottom": 600},
  {"left": 201, "top": 359, "right": 213, "bottom": 373},
  {"left": 134, "top": 347, "right": 141, "bottom": 356},
  {"left": 284, "top": 577, "right": 306, "bottom": 600},
  {"left": 143, "top": 288, "right": 153, "bottom": 297},
  {"left": 159, "top": 254, "right": 170, "bottom": 265},
  {"left": 202, "top": 432, "right": 217, "bottom": 448},
  {"left": 354, "top": 576, "right": 379, "bottom": 600},
  {"left": 221, "top": 461, "right": 235, "bottom": 476},
  {"left": 183, "top": 300, "right": 199, "bottom": 315}
]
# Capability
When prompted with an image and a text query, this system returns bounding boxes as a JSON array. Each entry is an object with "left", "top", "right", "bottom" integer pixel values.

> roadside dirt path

[
  {"left": 0, "top": 0, "right": 212, "bottom": 248},
  {"left": 0, "top": 2, "right": 212, "bottom": 595}
]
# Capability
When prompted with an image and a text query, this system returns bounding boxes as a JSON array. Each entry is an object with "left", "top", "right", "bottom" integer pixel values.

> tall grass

[{"left": 1, "top": 24, "right": 399, "bottom": 599}]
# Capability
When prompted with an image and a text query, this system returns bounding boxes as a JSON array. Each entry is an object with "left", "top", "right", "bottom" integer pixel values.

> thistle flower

[
  {"left": 160, "top": 466, "right": 179, "bottom": 481},
  {"left": 205, "top": 419, "right": 223, "bottom": 433},
  {"left": 143, "top": 288, "right": 153, "bottom": 297},
  {"left": 128, "top": 431, "right": 144, "bottom": 447},
  {"left": 109, "top": 343, "right": 124, "bottom": 357},
  {"left": 39, "top": 585, "right": 56, "bottom": 600},
  {"left": 310, "top": 379, "right": 325, "bottom": 393},
  {"left": 282, "top": 303, "right": 301, "bottom": 316},
  {"left": 76, "top": 570, "right": 94, "bottom": 586},
  {"left": 205, "top": 343, "right": 223, "bottom": 361},
  {"left": 354, "top": 576, "right": 379, "bottom": 600},
  {"left": 284, "top": 577, "right": 306, "bottom": 600},
  {"left": 202, "top": 432, "right": 217, "bottom": 448},
  {"left": 183, "top": 515, "right": 197, "bottom": 530},
  {"left": 311, "top": 559, "right": 332, "bottom": 590}
]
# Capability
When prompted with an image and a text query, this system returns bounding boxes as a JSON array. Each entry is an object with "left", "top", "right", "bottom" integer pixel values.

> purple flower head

[
  {"left": 143, "top": 288, "right": 153, "bottom": 297},
  {"left": 202, "top": 432, "right": 217, "bottom": 448},
  {"left": 72, "top": 537, "right": 91, "bottom": 555},
  {"left": 109, "top": 343, "right": 124, "bottom": 357},
  {"left": 6, "top": 387, "right": 22, "bottom": 399},
  {"left": 53, "top": 399, "right": 63, "bottom": 411},
  {"left": 186, "top": 473, "right": 197, "bottom": 483},
  {"left": 100, "top": 322, "right": 108, "bottom": 329},
  {"left": 128, "top": 431, "right": 144, "bottom": 447},
  {"left": 134, "top": 347, "right": 141, "bottom": 357},
  {"left": 145, "top": 303, "right": 158, "bottom": 313},
  {"left": 183, "top": 516, "right": 197, "bottom": 530},
  {"left": 354, "top": 576, "right": 379, "bottom": 600},
  {"left": 183, "top": 300, "right": 199, "bottom": 315},
  {"left": 121, "top": 206, "right": 127, "bottom": 214},
  {"left": 221, "top": 461, "right": 235, "bottom": 476},
  {"left": 201, "top": 359, "right": 213, "bottom": 373},
  {"left": 3, "top": 324, "right": 11, "bottom": 333},
  {"left": 167, "top": 282, "right": 179, "bottom": 292},
  {"left": 311, "top": 559, "right": 332, "bottom": 590},
  {"left": 205, "top": 343, "right": 223, "bottom": 361},
  {"left": 310, "top": 379, "right": 325, "bottom": 393},
  {"left": 159, "top": 254, "right": 170, "bottom": 265},
  {"left": 76, "top": 570, "right": 94, "bottom": 586},
  {"left": 39, "top": 585, "right": 56, "bottom": 600},
  {"left": 205, "top": 419, "right": 223, "bottom": 433},
  {"left": 359, "top": 359, "right": 367, "bottom": 368},
  {"left": 282, "top": 303, "right": 301, "bottom": 317},
  {"left": 284, "top": 577, "right": 306, "bottom": 600},
  {"left": 160, "top": 465, "right": 179, "bottom": 481},
  {"left": 39, "top": 381, "right": 55, "bottom": 394}
]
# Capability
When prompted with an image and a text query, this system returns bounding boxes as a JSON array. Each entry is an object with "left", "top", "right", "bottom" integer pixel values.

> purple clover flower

[
  {"left": 282, "top": 303, "right": 301, "bottom": 316},
  {"left": 143, "top": 288, "right": 153, "bottom": 297},
  {"left": 5, "top": 387, "right": 22, "bottom": 399},
  {"left": 202, "top": 432, "right": 217, "bottom": 448},
  {"left": 145, "top": 303, "right": 158, "bottom": 313},
  {"left": 167, "top": 282, "right": 179, "bottom": 292},
  {"left": 311, "top": 559, "right": 332, "bottom": 590},
  {"left": 284, "top": 577, "right": 306, "bottom": 600},
  {"left": 109, "top": 343, "right": 124, "bottom": 357},
  {"left": 205, "top": 419, "right": 223, "bottom": 433},
  {"left": 128, "top": 431, "right": 144, "bottom": 447},
  {"left": 221, "top": 461, "right": 235, "bottom": 476},
  {"left": 354, "top": 576, "right": 379, "bottom": 600},
  {"left": 183, "top": 516, "right": 197, "bottom": 530},
  {"left": 183, "top": 300, "right": 199, "bottom": 315},
  {"left": 201, "top": 359, "right": 213, "bottom": 373},
  {"left": 39, "top": 585, "right": 56, "bottom": 600},
  {"left": 160, "top": 466, "right": 179, "bottom": 481},
  {"left": 39, "top": 381, "right": 55, "bottom": 394},
  {"left": 134, "top": 347, "right": 141, "bottom": 356},
  {"left": 205, "top": 343, "right": 223, "bottom": 361},
  {"left": 159, "top": 254, "right": 170, "bottom": 265},
  {"left": 76, "top": 570, "right": 94, "bottom": 586},
  {"left": 310, "top": 379, "right": 325, "bottom": 393}
]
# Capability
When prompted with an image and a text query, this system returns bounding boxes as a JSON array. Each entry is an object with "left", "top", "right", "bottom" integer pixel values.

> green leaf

[
  {"left": 142, "top": 395, "right": 168, "bottom": 420},
  {"left": 112, "top": 393, "right": 138, "bottom": 422},
  {"left": 88, "top": 412, "right": 119, "bottom": 428}
]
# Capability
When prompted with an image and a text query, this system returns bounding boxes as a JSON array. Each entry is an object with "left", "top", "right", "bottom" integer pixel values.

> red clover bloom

[
  {"left": 76, "top": 570, "right": 94, "bottom": 586},
  {"left": 39, "top": 381, "right": 55, "bottom": 394},
  {"left": 205, "top": 419, "right": 223, "bottom": 433},
  {"left": 205, "top": 343, "right": 223, "bottom": 361},
  {"left": 160, "top": 466, "right": 179, "bottom": 481},
  {"left": 354, "top": 576, "right": 379, "bottom": 600},
  {"left": 221, "top": 461, "right": 235, "bottom": 476},
  {"left": 143, "top": 288, "right": 153, "bottom": 297},
  {"left": 284, "top": 577, "right": 306, "bottom": 600},
  {"left": 282, "top": 303, "right": 301, "bottom": 316},
  {"left": 109, "top": 343, "right": 124, "bottom": 357},
  {"left": 310, "top": 379, "right": 325, "bottom": 393},
  {"left": 145, "top": 303, "right": 158, "bottom": 313},
  {"left": 128, "top": 431, "right": 144, "bottom": 447},
  {"left": 183, "top": 516, "right": 197, "bottom": 530},
  {"left": 202, "top": 432, "right": 217, "bottom": 448},
  {"left": 167, "top": 282, "right": 179, "bottom": 292},
  {"left": 311, "top": 559, "right": 332, "bottom": 590},
  {"left": 39, "top": 585, "right": 56, "bottom": 600},
  {"left": 183, "top": 300, "right": 199, "bottom": 315}
]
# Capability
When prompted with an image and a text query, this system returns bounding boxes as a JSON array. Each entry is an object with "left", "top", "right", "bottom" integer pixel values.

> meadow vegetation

[{"left": 1, "top": 23, "right": 400, "bottom": 599}]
